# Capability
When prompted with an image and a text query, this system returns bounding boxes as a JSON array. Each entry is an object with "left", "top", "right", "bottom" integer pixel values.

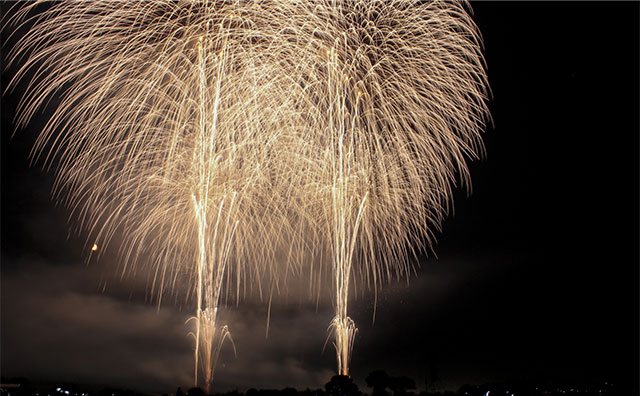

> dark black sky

[{"left": 1, "top": 2, "right": 638, "bottom": 393}]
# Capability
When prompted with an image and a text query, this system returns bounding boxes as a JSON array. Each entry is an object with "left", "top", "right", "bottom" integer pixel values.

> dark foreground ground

[{"left": 1, "top": 374, "right": 636, "bottom": 396}]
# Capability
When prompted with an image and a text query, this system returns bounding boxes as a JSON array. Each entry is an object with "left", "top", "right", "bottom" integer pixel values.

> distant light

[
  {"left": 56, "top": 389, "right": 61, "bottom": 392},
  {"left": 65, "top": 391, "right": 70, "bottom": 395},
  {"left": 91, "top": 244, "right": 98, "bottom": 251}
]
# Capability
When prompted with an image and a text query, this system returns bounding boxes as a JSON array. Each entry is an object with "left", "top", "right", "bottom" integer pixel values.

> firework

[
  {"left": 280, "top": 0, "right": 490, "bottom": 375},
  {"left": 5, "top": 1, "right": 311, "bottom": 390},
  {"left": 6, "top": 0, "right": 489, "bottom": 382}
]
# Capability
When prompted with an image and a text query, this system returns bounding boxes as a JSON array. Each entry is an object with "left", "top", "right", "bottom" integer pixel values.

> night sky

[{"left": 1, "top": 2, "right": 638, "bottom": 393}]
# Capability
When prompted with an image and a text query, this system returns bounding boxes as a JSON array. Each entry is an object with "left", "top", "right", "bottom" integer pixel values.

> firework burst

[
  {"left": 5, "top": 1, "right": 313, "bottom": 390},
  {"left": 5, "top": 0, "right": 489, "bottom": 382},
  {"left": 278, "top": 0, "right": 490, "bottom": 375}
]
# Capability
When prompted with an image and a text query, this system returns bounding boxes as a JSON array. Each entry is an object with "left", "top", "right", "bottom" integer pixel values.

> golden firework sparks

[
  {"left": 278, "top": 0, "right": 490, "bottom": 375},
  {"left": 6, "top": 0, "right": 489, "bottom": 382},
  {"left": 6, "top": 1, "right": 313, "bottom": 390}
]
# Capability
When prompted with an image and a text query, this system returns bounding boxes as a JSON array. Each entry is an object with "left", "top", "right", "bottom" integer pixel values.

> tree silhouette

[
  {"left": 366, "top": 371, "right": 416, "bottom": 396},
  {"left": 325, "top": 375, "right": 361, "bottom": 396},
  {"left": 186, "top": 388, "right": 204, "bottom": 396},
  {"left": 365, "top": 370, "right": 391, "bottom": 396},
  {"left": 389, "top": 376, "right": 415, "bottom": 396}
]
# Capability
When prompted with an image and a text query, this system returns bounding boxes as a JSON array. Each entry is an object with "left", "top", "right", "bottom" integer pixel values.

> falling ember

[{"left": 91, "top": 244, "right": 98, "bottom": 252}]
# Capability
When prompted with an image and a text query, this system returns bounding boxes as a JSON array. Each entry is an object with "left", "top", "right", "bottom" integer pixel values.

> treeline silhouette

[{"left": 1, "top": 373, "right": 632, "bottom": 396}]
